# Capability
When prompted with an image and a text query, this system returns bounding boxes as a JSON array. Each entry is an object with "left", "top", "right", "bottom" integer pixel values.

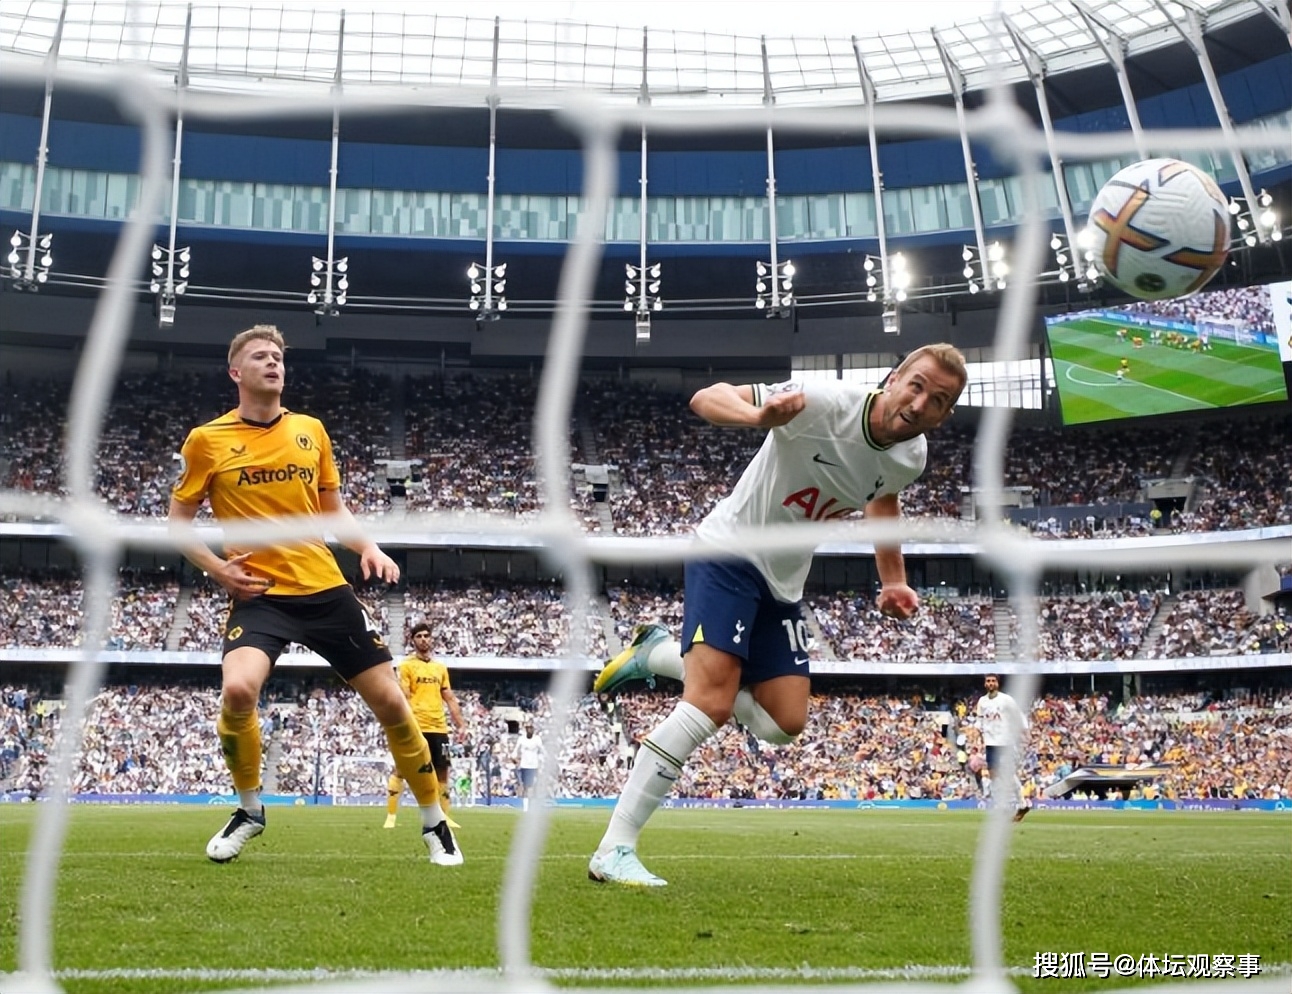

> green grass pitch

[
  {"left": 1, "top": 805, "right": 1288, "bottom": 992},
  {"left": 1045, "top": 317, "right": 1287, "bottom": 425}
]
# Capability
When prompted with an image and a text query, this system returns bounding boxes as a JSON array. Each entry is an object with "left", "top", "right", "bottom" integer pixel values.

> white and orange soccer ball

[{"left": 1080, "top": 157, "right": 1230, "bottom": 301}]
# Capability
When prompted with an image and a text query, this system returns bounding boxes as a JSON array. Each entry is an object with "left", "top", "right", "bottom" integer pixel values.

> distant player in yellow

[
  {"left": 169, "top": 324, "right": 461, "bottom": 866},
  {"left": 1116, "top": 357, "right": 1130, "bottom": 383},
  {"left": 385, "top": 620, "right": 465, "bottom": 829}
]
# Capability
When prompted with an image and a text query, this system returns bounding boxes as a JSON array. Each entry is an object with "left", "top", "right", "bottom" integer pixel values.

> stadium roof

[{"left": 0, "top": 0, "right": 1279, "bottom": 107}]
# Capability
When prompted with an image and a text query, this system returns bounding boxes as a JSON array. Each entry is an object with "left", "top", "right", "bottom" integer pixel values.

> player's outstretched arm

[
  {"left": 690, "top": 382, "right": 804, "bottom": 428},
  {"left": 319, "top": 488, "right": 400, "bottom": 583},
  {"left": 866, "top": 493, "right": 919, "bottom": 619}
]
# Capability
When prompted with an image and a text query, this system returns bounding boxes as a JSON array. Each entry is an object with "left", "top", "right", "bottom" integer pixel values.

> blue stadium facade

[{"left": 0, "top": 0, "right": 1289, "bottom": 369}]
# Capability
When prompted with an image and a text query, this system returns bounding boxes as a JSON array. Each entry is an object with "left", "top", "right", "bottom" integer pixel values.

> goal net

[{"left": 0, "top": 2, "right": 1287, "bottom": 993}]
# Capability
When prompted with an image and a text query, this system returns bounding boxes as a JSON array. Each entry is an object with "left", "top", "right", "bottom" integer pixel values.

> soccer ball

[{"left": 1080, "top": 158, "right": 1229, "bottom": 301}]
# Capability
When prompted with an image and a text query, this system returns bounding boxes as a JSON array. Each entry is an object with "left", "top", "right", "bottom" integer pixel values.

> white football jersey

[
  {"left": 974, "top": 691, "right": 1028, "bottom": 747},
  {"left": 516, "top": 732, "right": 543, "bottom": 770},
  {"left": 695, "top": 380, "right": 927, "bottom": 603}
]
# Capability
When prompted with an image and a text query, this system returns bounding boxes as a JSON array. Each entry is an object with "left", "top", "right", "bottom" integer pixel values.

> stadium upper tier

[
  {"left": 0, "top": 0, "right": 1288, "bottom": 331},
  {"left": 0, "top": 0, "right": 1278, "bottom": 106}
]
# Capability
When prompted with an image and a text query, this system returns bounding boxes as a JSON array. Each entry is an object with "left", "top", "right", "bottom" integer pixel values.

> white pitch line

[{"left": 33, "top": 963, "right": 1292, "bottom": 983}]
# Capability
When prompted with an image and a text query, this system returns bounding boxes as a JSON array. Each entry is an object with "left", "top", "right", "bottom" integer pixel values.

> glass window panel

[
  {"left": 295, "top": 186, "right": 330, "bottom": 232},
  {"left": 909, "top": 185, "right": 946, "bottom": 232},
  {"left": 1004, "top": 173, "right": 1059, "bottom": 220},
  {"left": 0, "top": 162, "right": 34, "bottom": 211},
  {"left": 941, "top": 182, "right": 973, "bottom": 230},
  {"left": 177, "top": 178, "right": 204, "bottom": 223},
  {"left": 104, "top": 174, "right": 135, "bottom": 219},
  {"left": 882, "top": 188, "right": 914, "bottom": 235},
  {"left": 807, "top": 194, "right": 844, "bottom": 239},
  {"left": 39, "top": 167, "right": 68, "bottom": 214},
  {"left": 606, "top": 196, "right": 639, "bottom": 242},
  {"left": 214, "top": 181, "right": 255, "bottom": 227},
  {"left": 777, "top": 196, "right": 807, "bottom": 240},
  {"left": 977, "top": 178, "right": 1010, "bottom": 225},
  {"left": 843, "top": 191, "right": 876, "bottom": 238},
  {"left": 253, "top": 183, "right": 297, "bottom": 230}
]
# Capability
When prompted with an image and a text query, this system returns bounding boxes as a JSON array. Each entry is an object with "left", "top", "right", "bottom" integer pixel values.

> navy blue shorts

[{"left": 681, "top": 558, "right": 813, "bottom": 684}]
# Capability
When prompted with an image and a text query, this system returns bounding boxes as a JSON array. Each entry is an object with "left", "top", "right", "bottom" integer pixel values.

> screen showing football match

[{"left": 1043, "top": 281, "right": 1290, "bottom": 426}]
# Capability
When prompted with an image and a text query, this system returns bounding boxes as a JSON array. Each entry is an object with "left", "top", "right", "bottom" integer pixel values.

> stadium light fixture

[
  {"left": 6, "top": 229, "right": 52, "bottom": 292},
  {"left": 864, "top": 254, "right": 882, "bottom": 302},
  {"left": 754, "top": 259, "right": 794, "bottom": 316},
  {"left": 1228, "top": 192, "right": 1282, "bottom": 247},
  {"left": 625, "top": 260, "right": 663, "bottom": 343},
  {"left": 149, "top": 243, "right": 193, "bottom": 323},
  {"left": 308, "top": 255, "right": 348, "bottom": 316},
  {"left": 468, "top": 260, "right": 507, "bottom": 321}
]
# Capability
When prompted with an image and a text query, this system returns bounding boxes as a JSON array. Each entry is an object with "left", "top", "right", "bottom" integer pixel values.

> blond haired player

[
  {"left": 385, "top": 620, "right": 465, "bottom": 829},
  {"left": 168, "top": 324, "right": 461, "bottom": 866}
]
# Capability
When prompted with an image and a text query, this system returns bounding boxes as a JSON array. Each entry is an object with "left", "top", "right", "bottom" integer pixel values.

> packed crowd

[
  {"left": 809, "top": 593, "right": 996, "bottom": 662},
  {"left": 403, "top": 581, "right": 607, "bottom": 659},
  {"left": 5, "top": 368, "right": 1288, "bottom": 536},
  {"left": 402, "top": 373, "right": 600, "bottom": 529},
  {"left": 3, "top": 680, "right": 1289, "bottom": 803},
  {"left": 3, "top": 571, "right": 1286, "bottom": 665},
  {"left": 1157, "top": 589, "right": 1292, "bottom": 657},
  {"left": 1033, "top": 590, "right": 1161, "bottom": 661},
  {"left": 0, "top": 569, "right": 179, "bottom": 651},
  {"left": 1121, "top": 284, "right": 1276, "bottom": 338}
]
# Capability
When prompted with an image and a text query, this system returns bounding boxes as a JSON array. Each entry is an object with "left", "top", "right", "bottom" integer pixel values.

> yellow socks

[
  {"left": 383, "top": 719, "right": 441, "bottom": 810},
  {"left": 216, "top": 705, "right": 261, "bottom": 795}
]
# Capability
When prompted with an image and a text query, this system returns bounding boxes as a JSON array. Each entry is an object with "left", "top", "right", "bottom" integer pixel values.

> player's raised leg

[{"left": 593, "top": 622, "right": 682, "bottom": 693}]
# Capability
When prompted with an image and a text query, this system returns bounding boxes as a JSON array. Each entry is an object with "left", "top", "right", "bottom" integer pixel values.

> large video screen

[{"left": 1044, "top": 282, "right": 1290, "bottom": 426}]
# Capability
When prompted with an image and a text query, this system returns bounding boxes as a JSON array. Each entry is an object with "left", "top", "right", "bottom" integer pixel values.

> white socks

[
  {"left": 239, "top": 789, "right": 264, "bottom": 817},
  {"left": 598, "top": 701, "right": 716, "bottom": 853},
  {"left": 733, "top": 688, "right": 796, "bottom": 745},
  {"left": 648, "top": 639, "right": 685, "bottom": 681},
  {"left": 646, "top": 640, "right": 795, "bottom": 744}
]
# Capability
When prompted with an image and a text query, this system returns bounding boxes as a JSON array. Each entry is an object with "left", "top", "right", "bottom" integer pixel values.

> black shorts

[
  {"left": 423, "top": 732, "right": 451, "bottom": 772},
  {"left": 223, "top": 585, "right": 391, "bottom": 680}
]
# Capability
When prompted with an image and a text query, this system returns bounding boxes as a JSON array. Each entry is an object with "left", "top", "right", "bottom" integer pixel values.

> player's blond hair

[
  {"left": 893, "top": 343, "right": 967, "bottom": 404},
  {"left": 228, "top": 324, "right": 286, "bottom": 367}
]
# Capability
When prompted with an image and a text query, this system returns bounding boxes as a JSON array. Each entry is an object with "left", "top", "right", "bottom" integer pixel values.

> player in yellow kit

[
  {"left": 385, "top": 620, "right": 466, "bottom": 829},
  {"left": 168, "top": 324, "right": 461, "bottom": 865}
]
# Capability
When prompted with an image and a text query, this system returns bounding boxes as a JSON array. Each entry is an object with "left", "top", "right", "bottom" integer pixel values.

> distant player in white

[
  {"left": 588, "top": 344, "right": 967, "bottom": 886},
  {"left": 974, "top": 673, "right": 1031, "bottom": 821},
  {"left": 514, "top": 721, "right": 543, "bottom": 811}
]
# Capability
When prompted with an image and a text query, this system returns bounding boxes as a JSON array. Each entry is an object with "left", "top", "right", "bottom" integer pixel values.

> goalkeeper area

[{"left": 1, "top": 805, "right": 1288, "bottom": 993}]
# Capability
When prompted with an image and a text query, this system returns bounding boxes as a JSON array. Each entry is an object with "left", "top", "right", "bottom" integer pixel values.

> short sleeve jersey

[
  {"left": 695, "top": 380, "right": 927, "bottom": 603},
  {"left": 172, "top": 409, "right": 346, "bottom": 596},
  {"left": 974, "top": 691, "right": 1028, "bottom": 747},
  {"left": 398, "top": 656, "right": 453, "bottom": 734}
]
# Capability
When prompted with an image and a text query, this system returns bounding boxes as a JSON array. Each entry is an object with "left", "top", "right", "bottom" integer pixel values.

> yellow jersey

[
  {"left": 173, "top": 409, "right": 347, "bottom": 596},
  {"left": 398, "top": 655, "right": 454, "bottom": 734}
]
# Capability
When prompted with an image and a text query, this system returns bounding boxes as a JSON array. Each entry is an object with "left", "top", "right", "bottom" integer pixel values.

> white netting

[{"left": 0, "top": 4, "right": 1289, "bottom": 994}]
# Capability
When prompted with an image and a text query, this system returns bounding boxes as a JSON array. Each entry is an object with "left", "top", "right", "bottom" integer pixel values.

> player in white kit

[
  {"left": 972, "top": 673, "right": 1031, "bottom": 821},
  {"left": 588, "top": 344, "right": 967, "bottom": 886}
]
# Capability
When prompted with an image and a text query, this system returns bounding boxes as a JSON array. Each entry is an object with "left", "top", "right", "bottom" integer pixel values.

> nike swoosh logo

[
  {"left": 655, "top": 770, "right": 679, "bottom": 782},
  {"left": 812, "top": 453, "right": 839, "bottom": 467},
  {"left": 794, "top": 657, "right": 809, "bottom": 666}
]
